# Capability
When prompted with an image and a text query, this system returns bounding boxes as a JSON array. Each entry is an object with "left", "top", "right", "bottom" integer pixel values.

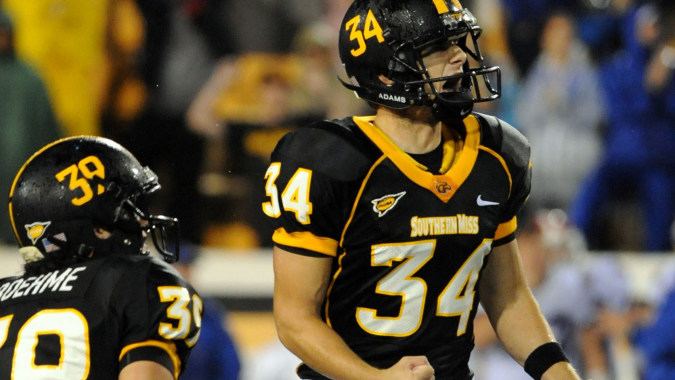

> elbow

[
  {"left": 273, "top": 304, "right": 307, "bottom": 350},
  {"left": 274, "top": 313, "right": 294, "bottom": 348},
  {"left": 273, "top": 298, "right": 326, "bottom": 355}
]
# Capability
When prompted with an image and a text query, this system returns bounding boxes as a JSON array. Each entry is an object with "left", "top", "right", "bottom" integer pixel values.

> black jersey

[
  {"left": 0, "top": 254, "right": 201, "bottom": 380},
  {"left": 263, "top": 113, "right": 531, "bottom": 379}
]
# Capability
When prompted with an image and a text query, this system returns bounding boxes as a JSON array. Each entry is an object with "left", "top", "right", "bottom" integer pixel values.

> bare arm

[
  {"left": 479, "top": 240, "right": 580, "bottom": 379},
  {"left": 273, "top": 247, "right": 434, "bottom": 380},
  {"left": 186, "top": 59, "right": 236, "bottom": 138},
  {"left": 472, "top": 312, "right": 499, "bottom": 350},
  {"left": 118, "top": 361, "right": 173, "bottom": 380},
  {"left": 578, "top": 325, "right": 610, "bottom": 380}
]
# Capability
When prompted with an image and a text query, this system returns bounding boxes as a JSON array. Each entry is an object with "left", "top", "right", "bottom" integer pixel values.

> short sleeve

[
  {"left": 115, "top": 258, "right": 202, "bottom": 379},
  {"left": 265, "top": 127, "right": 367, "bottom": 257},
  {"left": 493, "top": 160, "right": 531, "bottom": 245},
  {"left": 491, "top": 119, "right": 532, "bottom": 246}
]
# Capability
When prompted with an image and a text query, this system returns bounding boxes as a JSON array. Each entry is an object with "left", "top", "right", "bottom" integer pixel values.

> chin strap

[
  {"left": 431, "top": 90, "right": 474, "bottom": 122},
  {"left": 339, "top": 73, "right": 476, "bottom": 121},
  {"left": 338, "top": 76, "right": 415, "bottom": 109},
  {"left": 92, "top": 228, "right": 146, "bottom": 258}
]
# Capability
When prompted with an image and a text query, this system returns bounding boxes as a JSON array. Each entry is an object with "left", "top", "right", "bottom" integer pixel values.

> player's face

[
  {"left": 0, "top": 29, "right": 10, "bottom": 55},
  {"left": 420, "top": 39, "right": 467, "bottom": 95}
]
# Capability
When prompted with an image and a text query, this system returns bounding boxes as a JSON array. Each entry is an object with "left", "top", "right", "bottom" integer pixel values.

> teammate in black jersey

[
  {"left": 263, "top": 1, "right": 582, "bottom": 379},
  {"left": 0, "top": 136, "right": 201, "bottom": 380}
]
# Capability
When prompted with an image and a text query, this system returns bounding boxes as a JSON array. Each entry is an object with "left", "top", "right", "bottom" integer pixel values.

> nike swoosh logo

[{"left": 476, "top": 195, "right": 499, "bottom": 207}]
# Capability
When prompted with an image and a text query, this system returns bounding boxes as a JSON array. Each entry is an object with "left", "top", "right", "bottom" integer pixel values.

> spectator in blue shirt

[
  {"left": 632, "top": 286, "right": 675, "bottom": 380},
  {"left": 570, "top": 3, "right": 675, "bottom": 251},
  {"left": 599, "top": 265, "right": 675, "bottom": 380}
]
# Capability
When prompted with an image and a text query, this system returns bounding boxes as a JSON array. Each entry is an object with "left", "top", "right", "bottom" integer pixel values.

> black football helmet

[
  {"left": 338, "top": 0, "right": 501, "bottom": 120},
  {"left": 8, "top": 136, "right": 180, "bottom": 263}
]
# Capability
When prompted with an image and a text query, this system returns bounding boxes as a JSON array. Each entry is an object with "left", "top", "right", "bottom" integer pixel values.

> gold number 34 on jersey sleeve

[
  {"left": 263, "top": 163, "right": 314, "bottom": 225},
  {"left": 356, "top": 239, "right": 492, "bottom": 337}
]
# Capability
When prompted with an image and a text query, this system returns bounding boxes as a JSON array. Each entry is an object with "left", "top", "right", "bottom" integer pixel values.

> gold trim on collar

[{"left": 352, "top": 115, "right": 480, "bottom": 203}]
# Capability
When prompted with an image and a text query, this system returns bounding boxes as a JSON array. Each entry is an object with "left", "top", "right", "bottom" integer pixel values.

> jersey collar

[{"left": 352, "top": 115, "right": 481, "bottom": 203}]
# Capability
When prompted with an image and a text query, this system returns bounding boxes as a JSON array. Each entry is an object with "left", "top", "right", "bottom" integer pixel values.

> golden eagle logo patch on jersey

[
  {"left": 434, "top": 180, "right": 452, "bottom": 194},
  {"left": 25, "top": 221, "right": 51, "bottom": 244},
  {"left": 371, "top": 191, "right": 406, "bottom": 217}
]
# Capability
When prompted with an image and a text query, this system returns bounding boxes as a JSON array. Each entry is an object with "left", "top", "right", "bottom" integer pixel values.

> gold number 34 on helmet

[{"left": 345, "top": 9, "right": 385, "bottom": 57}]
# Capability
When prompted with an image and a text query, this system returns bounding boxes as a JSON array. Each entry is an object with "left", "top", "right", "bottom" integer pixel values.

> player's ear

[
  {"left": 378, "top": 74, "right": 395, "bottom": 86},
  {"left": 93, "top": 228, "right": 113, "bottom": 239}
]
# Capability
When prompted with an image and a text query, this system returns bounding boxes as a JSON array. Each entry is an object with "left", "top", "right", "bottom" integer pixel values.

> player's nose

[{"left": 448, "top": 45, "right": 467, "bottom": 67}]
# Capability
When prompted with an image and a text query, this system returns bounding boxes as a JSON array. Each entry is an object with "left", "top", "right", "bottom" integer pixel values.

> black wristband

[{"left": 524, "top": 342, "right": 569, "bottom": 379}]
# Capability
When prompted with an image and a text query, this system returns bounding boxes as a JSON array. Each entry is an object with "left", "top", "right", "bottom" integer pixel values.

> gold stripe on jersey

[
  {"left": 324, "top": 250, "right": 349, "bottom": 328},
  {"left": 273, "top": 228, "right": 338, "bottom": 257},
  {"left": 478, "top": 145, "right": 513, "bottom": 195},
  {"left": 494, "top": 217, "right": 517, "bottom": 240},
  {"left": 118, "top": 340, "right": 181, "bottom": 380},
  {"left": 339, "top": 155, "right": 387, "bottom": 246},
  {"left": 352, "top": 115, "right": 480, "bottom": 203},
  {"left": 432, "top": 0, "right": 450, "bottom": 13},
  {"left": 328, "top": 157, "right": 387, "bottom": 327}
]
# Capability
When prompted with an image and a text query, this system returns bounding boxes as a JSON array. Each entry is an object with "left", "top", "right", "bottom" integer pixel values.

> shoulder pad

[
  {"left": 474, "top": 112, "right": 530, "bottom": 171},
  {"left": 272, "top": 118, "right": 380, "bottom": 182},
  {"left": 109, "top": 255, "right": 193, "bottom": 295},
  {"left": 105, "top": 252, "right": 152, "bottom": 267},
  {"left": 104, "top": 255, "right": 179, "bottom": 279}
]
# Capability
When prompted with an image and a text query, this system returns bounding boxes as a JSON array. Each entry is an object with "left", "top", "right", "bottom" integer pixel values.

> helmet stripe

[
  {"left": 7, "top": 136, "right": 85, "bottom": 245},
  {"left": 431, "top": 0, "right": 450, "bottom": 14}
]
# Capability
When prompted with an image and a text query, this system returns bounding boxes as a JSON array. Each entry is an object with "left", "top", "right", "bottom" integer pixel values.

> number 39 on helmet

[
  {"left": 338, "top": 0, "right": 501, "bottom": 120},
  {"left": 8, "top": 136, "right": 180, "bottom": 264}
]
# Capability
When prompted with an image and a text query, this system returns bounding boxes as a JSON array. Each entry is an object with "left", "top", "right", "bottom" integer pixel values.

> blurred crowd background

[{"left": 0, "top": 0, "right": 673, "bottom": 379}]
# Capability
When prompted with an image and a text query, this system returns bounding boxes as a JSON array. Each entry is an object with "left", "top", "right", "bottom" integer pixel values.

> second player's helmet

[
  {"left": 8, "top": 136, "right": 180, "bottom": 263},
  {"left": 338, "top": 0, "right": 501, "bottom": 120}
]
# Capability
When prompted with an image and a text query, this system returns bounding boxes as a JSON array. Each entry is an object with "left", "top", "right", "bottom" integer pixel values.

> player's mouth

[
  {"left": 435, "top": 73, "right": 465, "bottom": 97},
  {"left": 441, "top": 77, "right": 462, "bottom": 92}
]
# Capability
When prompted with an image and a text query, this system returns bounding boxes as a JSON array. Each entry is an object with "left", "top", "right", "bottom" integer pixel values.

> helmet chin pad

[
  {"left": 431, "top": 88, "right": 474, "bottom": 121},
  {"left": 89, "top": 228, "right": 146, "bottom": 258}
]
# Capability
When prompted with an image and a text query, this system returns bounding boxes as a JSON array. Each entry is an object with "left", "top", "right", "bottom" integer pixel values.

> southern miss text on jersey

[
  {"left": 263, "top": 113, "right": 531, "bottom": 379},
  {"left": 0, "top": 254, "right": 201, "bottom": 380}
]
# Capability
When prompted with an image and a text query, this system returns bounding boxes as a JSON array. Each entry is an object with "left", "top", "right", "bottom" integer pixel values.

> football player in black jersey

[
  {"left": 263, "top": 1, "right": 582, "bottom": 379},
  {"left": 0, "top": 136, "right": 201, "bottom": 380}
]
